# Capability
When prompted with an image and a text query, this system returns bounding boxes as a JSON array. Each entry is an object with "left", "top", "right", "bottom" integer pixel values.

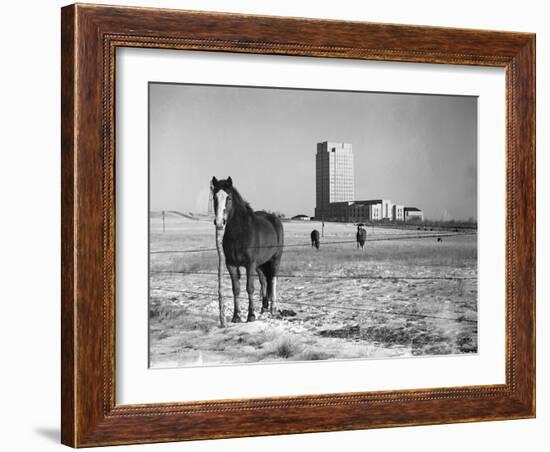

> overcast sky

[{"left": 149, "top": 83, "right": 477, "bottom": 220}]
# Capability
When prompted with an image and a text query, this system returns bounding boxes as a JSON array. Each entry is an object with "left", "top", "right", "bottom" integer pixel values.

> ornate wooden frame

[{"left": 61, "top": 3, "right": 535, "bottom": 447}]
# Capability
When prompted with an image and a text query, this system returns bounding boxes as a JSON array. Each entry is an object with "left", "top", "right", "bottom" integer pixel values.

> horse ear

[
  {"left": 211, "top": 176, "right": 218, "bottom": 188},
  {"left": 227, "top": 176, "right": 233, "bottom": 188}
]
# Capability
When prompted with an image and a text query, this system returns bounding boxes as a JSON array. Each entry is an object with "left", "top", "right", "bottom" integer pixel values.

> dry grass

[
  {"left": 296, "top": 349, "right": 334, "bottom": 361},
  {"left": 148, "top": 216, "right": 478, "bottom": 367},
  {"left": 153, "top": 233, "right": 476, "bottom": 275},
  {"left": 271, "top": 336, "right": 302, "bottom": 358}
]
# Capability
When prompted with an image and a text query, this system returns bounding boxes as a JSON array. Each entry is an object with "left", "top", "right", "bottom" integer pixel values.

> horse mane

[{"left": 229, "top": 185, "right": 255, "bottom": 217}]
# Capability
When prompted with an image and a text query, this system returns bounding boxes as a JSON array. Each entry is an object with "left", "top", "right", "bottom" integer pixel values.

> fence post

[{"left": 215, "top": 228, "right": 226, "bottom": 327}]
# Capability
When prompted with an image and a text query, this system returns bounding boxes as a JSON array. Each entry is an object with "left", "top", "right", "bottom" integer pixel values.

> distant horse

[
  {"left": 211, "top": 176, "right": 284, "bottom": 322},
  {"left": 310, "top": 229, "right": 320, "bottom": 250},
  {"left": 356, "top": 225, "right": 367, "bottom": 250}
]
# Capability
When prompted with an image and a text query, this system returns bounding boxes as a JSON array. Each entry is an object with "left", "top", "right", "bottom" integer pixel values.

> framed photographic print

[{"left": 61, "top": 3, "right": 535, "bottom": 447}]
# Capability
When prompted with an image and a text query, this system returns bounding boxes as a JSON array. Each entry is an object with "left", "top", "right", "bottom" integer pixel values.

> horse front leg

[
  {"left": 245, "top": 265, "right": 256, "bottom": 322},
  {"left": 227, "top": 265, "right": 242, "bottom": 323}
]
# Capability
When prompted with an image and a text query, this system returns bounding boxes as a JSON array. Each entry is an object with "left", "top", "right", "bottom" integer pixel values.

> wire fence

[
  {"left": 150, "top": 228, "right": 477, "bottom": 325},
  {"left": 151, "top": 269, "right": 476, "bottom": 281},
  {"left": 150, "top": 286, "right": 477, "bottom": 324},
  {"left": 150, "top": 231, "right": 475, "bottom": 255}
]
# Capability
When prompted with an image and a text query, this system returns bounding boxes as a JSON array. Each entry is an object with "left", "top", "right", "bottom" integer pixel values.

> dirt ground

[{"left": 149, "top": 214, "right": 477, "bottom": 368}]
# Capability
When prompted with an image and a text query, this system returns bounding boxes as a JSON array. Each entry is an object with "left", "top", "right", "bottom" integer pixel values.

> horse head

[{"left": 211, "top": 176, "right": 234, "bottom": 230}]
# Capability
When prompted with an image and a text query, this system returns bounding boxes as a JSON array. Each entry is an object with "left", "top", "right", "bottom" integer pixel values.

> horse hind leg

[
  {"left": 270, "top": 275, "right": 278, "bottom": 315},
  {"left": 257, "top": 265, "right": 269, "bottom": 314},
  {"left": 267, "top": 253, "right": 282, "bottom": 315}
]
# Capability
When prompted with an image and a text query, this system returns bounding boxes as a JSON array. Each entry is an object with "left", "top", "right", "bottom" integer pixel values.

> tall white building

[
  {"left": 313, "top": 141, "right": 422, "bottom": 222},
  {"left": 315, "top": 141, "right": 354, "bottom": 219}
]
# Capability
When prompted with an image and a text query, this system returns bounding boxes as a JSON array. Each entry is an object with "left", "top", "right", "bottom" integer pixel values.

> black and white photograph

[
  {"left": 1, "top": 0, "right": 542, "bottom": 449},
  {"left": 148, "top": 82, "right": 478, "bottom": 368}
]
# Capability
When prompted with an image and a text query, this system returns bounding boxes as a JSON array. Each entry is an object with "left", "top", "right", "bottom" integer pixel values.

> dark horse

[
  {"left": 356, "top": 225, "right": 367, "bottom": 250},
  {"left": 211, "top": 176, "right": 284, "bottom": 322},
  {"left": 310, "top": 229, "right": 320, "bottom": 250}
]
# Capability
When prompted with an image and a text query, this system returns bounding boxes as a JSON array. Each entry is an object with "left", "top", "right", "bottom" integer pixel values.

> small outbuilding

[{"left": 404, "top": 207, "right": 424, "bottom": 222}]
